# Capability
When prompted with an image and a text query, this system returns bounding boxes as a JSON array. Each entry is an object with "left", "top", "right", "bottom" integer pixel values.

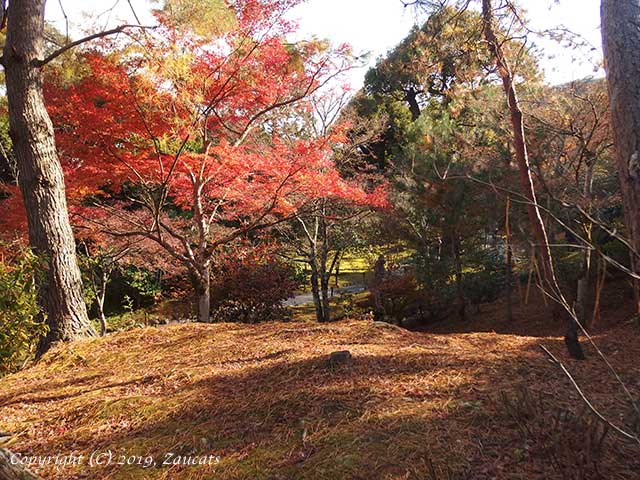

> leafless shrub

[{"left": 496, "top": 386, "right": 609, "bottom": 480}]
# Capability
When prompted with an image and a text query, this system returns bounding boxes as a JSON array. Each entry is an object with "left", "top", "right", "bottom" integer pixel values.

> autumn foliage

[{"left": 0, "top": 0, "right": 387, "bottom": 321}]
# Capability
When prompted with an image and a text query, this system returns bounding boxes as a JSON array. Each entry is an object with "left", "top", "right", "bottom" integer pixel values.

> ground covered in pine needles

[{"left": 1, "top": 309, "right": 640, "bottom": 479}]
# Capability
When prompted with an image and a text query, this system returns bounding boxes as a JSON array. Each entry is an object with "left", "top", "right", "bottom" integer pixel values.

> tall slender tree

[
  {"left": 601, "top": 0, "right": 640, "bottom": 313},
  {"left": 1, "top": 0, "right": 95, "bottom": 354},
  {"left": 481, "top": 0, "right": 584, "bottom": 359}
]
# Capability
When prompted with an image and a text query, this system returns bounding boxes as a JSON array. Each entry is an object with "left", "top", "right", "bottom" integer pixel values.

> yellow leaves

[
  {"left": 156, "top": 0, "right": 237, "bottom": 38},
  {"left": 420, "top": 133, "right": 434, "bottom": 149},
  {"left": 285, "top": 38, "right": 330, "bottom": 74},
  {"left": 285, "top": 47, "right": 305, "bottom": 75},
  {"left": 163, "top": 50, "right": 195, "bottom": 84},
  {"left": 69, "top": 185, "right": 102, "bottom": 199},
  {"left": 46, "top": 52, "right": 94, "bottom": 87}
]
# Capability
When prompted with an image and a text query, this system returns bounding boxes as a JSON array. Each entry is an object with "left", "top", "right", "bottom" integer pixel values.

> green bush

[
  {"left": 462, "top": 249, "right": 505, "bottom": 308},
  {"left": 99, "top": 266, "right": 161, "bottom": 315},
  {"left": 0, "top": 245, "right": 47, "bottom": 375}
]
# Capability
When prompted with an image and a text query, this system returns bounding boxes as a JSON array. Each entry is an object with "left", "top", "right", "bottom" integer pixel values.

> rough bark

[
  {"left": 601, "top": 0, "right": 640, "bottom": 313},
  {"left": 482, "top": 0, "right": 584, "bottom": 359},
  {"left": 0, "top": 449, "right": 44, "bottom": 480},
  {"left": 3, "top": 0, "right": 94, "bottom": 354},
  {"left": 195, "top": 265, "right": 211, "bottom": 323}
]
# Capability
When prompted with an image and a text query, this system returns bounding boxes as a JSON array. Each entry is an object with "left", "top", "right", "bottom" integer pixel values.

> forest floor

[{"left": 1, "top": 290, "right": 640, "bottom": 479}]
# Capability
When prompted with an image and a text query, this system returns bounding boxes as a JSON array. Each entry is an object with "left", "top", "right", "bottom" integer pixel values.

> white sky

[{"left": 46, "top": 0, "right": 604, "bottom": 88}]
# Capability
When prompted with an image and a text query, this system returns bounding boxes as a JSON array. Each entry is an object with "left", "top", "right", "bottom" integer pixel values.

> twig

[{"left": 539, "top": 344, "right": 640, "bottom": 445}]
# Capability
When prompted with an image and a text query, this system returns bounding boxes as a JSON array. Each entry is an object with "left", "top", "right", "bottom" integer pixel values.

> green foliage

[
  {"left": 79, "top": 254, "right": 98, "bottom": 310},
  {"left": 87, "top": 264, "right": 161, "bottom": 316},
  {"left": 0, "top": 245, "right": 47, "bottom": 375},
  {"left": 0, "top": 97, "right": 16, "bottom": 184},
  {"left": 461, "top": 249, "right": 505, "bottom": 308},
  {"left": 122, "top": 267, "right": 161, "bottom": 307}
]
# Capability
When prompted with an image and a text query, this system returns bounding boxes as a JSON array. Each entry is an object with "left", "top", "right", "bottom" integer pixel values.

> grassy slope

[{"left": 1, "top": 315, "right": 640, "bottom": 479}]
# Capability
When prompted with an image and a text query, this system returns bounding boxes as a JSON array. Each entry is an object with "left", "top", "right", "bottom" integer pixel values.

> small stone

[{"left": 328, "top": 350, "right": 352, "bottom": 367}]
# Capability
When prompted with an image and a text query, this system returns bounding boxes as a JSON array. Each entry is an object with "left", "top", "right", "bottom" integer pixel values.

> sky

[{"left": 46, "top": 0, "right": 604, "bottom": 88}]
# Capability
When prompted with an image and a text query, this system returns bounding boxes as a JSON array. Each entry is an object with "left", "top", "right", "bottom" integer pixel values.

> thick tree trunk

[
  {"left": 196, "top": 266, "right": 211, "bottom": 323},
  {"left": 3, "top": 0, "right": 94, "bottom": 355},
  {"left": 0, "top": 449, "right": 44, "bottom": 480},
  {"left": 483, "top": 0, "right": 584, "bottom": 359},
  {"left": 601, "top": 0, "right": 640, "bottom": 313}
]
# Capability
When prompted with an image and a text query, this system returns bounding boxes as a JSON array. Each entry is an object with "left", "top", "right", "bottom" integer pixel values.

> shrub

[
  {"left": 98, "top": 266, "right": 162, "bottom": 315},
  {"left": 122, "top": 267, "right": 162, "bottom": 306},
  {"left": 210, "top": 249, "right": 298, "bottom": 323},
  {"left": 375, "top": 272, "right": 421, "bottom": 322},
  {"left": 0, "top": 245, "right": 46, "bottom": 374},
  {"left": 462, "top": 249, "right": 505, "bottom": 310}
]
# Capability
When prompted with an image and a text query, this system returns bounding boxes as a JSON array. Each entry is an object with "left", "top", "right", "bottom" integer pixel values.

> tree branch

[{"left": 34, "top": 24, "right": 156, "bottom": 67}]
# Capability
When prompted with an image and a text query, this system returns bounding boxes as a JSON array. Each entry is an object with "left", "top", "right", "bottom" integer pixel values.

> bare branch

[
  {"left": 35, "top": 24, "right": 156, "bottom": 67},
  {"left": 539, "top": 344, "right": 640, "bottom": 445}
]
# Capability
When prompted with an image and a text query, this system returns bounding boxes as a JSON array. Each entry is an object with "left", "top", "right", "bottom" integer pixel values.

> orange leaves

[
  {"left": 0, "top": 185, "right": 28, "bottom": 241},
  {"left": 0, "top": 0, "right": 373, "bottom": 250}
]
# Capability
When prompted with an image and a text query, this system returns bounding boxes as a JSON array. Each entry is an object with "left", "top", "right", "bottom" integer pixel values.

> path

[{"left": 284, "top": 283, "right": 366, "bottom": 306}]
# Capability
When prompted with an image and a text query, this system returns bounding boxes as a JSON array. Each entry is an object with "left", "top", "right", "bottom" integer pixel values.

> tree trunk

[
  {"left": 505, "top": 195, "right": 513, "bottom": 322},
  {"left": 97, "top": 284, "right": 108, "bottom": 336},
  {"left": 575, "top": 247, "right": 591, "bottom": 326},
  {"left": 3, "top": 0, "right": 94, "bottom": 355},
  {"left": 506, "top": 243, "right": 513, "bottom": 320},
  {"left": 309, "top": 258, "right": 324, "bottom": 322},
  {"left": 0, "top": 449, "right": 44, "bottom": 480},
  {"left": 601, "top": 0, "right": 640, "bottom": 313},
  {"left": 196, "top": 265, "right": 211, "bottom": 323},
  {"left": 576, "top": 163, "right": 595, "bottom": 327},
  {"left": 320, "top": 274, "right": 331, "bottom": 322},
  {"left": 592, "top": 253, "right": 607, "bottom": 327},
  {"left": 452, "top": 234, "right": 466, "bottom": 321},
  {"left": 318, "top": 215, "right": 332, "bottom": 323},
  {"left": 483, "top": 0, "right": 584, "bottom": 359},
  {"left": 404, "top": 87, "right": 421, "bottom": 121}
]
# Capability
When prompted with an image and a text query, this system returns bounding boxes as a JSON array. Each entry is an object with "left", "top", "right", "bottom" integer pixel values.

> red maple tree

[{"left": 1, "top": 0, "right": 386, "bottom": 322}]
